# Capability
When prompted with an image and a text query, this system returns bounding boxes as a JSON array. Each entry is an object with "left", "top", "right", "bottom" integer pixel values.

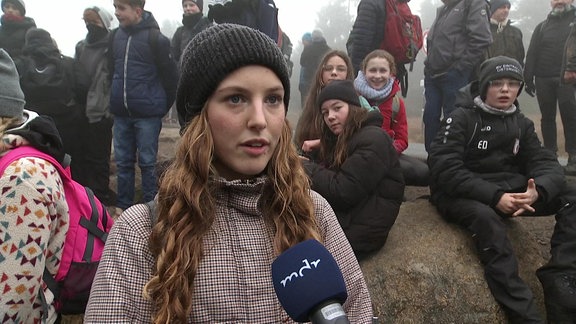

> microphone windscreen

[{"left": 271, "top": 239, "right": 348, "bottom": 322}]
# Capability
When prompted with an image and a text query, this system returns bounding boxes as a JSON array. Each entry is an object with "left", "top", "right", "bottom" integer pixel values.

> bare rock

[{"left": 360, "top": 198, "right": 550, "bottom": 323}]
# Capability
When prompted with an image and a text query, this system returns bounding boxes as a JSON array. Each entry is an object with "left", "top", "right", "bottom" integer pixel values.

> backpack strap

[{"left": 391, "top": 93, "right": 400, "bottom": 127}]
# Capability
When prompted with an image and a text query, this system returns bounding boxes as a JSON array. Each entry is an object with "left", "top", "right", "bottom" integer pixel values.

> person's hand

[
  {"left": 564, "top": 71, "right": 576, "bottom": 84},
  {"left": 496, "top": 193, "right": 518, "bottom": 215},
  {"left": 525, "top": 81, "right": 536, "bottom": 97},
  {"left": 509, "top": 178, "right": 538, "bottom": 216},
  {"left": 302, "top": 139, "right": 321, "bottom": 153}
]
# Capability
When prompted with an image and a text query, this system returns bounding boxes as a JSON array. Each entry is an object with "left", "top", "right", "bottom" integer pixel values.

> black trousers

[
  {"left": 435, "top": 183, "right": 576, "bottom": 323},
  {"left": 535, "top": 76, "right": 576, "bottom": 155},
  {"left": 84, "top": 117, "right": 114, "bottom": 206}
]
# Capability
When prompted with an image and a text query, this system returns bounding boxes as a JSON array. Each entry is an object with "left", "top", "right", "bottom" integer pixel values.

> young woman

[
  {"left": 294, "top": 50, "right": 354, "bottom": 149},
  {"left": 301, "top": 79, "right": 405, "bottom": 260},
  {"left": 84, "top": 24, "right": 373, "bottom": 323},
  {"left": 355, "top": 49, "right": 429, "bottom": 186},
  {"left": 0, "top": 49, "right": 69, "bottom": 323}
]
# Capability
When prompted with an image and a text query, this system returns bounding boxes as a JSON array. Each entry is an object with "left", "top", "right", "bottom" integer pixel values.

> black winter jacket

[
  {"left": 171, "top": 13, "right": 213, "bottom": 64},
  {"left": 346, "top": 0, "right": 385, "bottom": 74},
  {"left": 428, "top": 83, "right": 565, "bottom": 207},
  {"left": 0, "top": 15, "right": 35, "bottom": 64},
  {"left": 303, "top": 111, "right": 405, "bottom": 257},
  {"left": 525, "top": 6, "right": 576, "bottom": 79}
]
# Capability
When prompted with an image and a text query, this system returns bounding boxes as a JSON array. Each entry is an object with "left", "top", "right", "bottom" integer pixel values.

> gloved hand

[{"left": 525, "top": 81, "right": 536, "bottom": 97}]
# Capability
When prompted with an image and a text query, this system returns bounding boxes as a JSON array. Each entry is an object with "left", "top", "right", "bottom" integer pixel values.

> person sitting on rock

[
  {"left": 428, "top": 56, "right": 576, "bottom": 323},
  {"left": 301, "top": 79, "right": 405, "bottom": 261}
]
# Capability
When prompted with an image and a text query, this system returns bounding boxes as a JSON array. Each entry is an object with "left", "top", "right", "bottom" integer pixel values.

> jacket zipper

[{"left": 123, "top": 35, "right": 132, "bottom": 116}]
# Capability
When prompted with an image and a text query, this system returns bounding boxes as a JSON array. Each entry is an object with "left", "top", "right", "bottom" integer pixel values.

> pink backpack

[{"left": 0, "top": 146, "right": 114, "bottom": 315}]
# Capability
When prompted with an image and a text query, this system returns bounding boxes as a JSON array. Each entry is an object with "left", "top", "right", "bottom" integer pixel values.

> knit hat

[
  {"left": 302, "top": 32, "right": 312, "bottom": 42},
  {"left": 177, "top": 24, "right": 290, "bottom": 124},
  {"left": 184, "top": 0, "right": 203, "bottom": 12},
  {"left": 317, "top": 80, "right": 361, "bottom": 108},
  {"left": 1, "top": 0, "right": 25, "bottom": 16},
  {"left": 478, "top": 56, "right": 524, "bottom": 99},
  {"left": 490, "top": 0, "right": 510, "bottom": 13},
  {"left": 0, "top": 49, "right": 25, "bottom": 120},
  {"left": 84, "top": 6, "right": 113, "bottom": 31}
]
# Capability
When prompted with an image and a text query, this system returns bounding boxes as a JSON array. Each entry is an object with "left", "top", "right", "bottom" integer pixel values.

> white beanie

[{"left": 0, "top": 49, "right": 25, "bottom": 120}]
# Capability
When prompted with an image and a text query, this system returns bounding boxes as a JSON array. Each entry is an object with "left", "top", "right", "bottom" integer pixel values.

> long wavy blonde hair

[
  {"left": 293, "top": 50, "right": 354, "bottom": 148},
  {"left": 143, "top": 108, "right": 321, "bottom": 323}
]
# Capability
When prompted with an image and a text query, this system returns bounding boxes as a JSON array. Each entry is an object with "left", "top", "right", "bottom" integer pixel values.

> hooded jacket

[
  {"left": 109, "top": 11, "right": 178, "bottom": 118},
  {"left": 0, "top": 111, "right": 69, "bottom": 322},
  {"left": 428, "top": 82, "right": 565, "bottom": 207},
  {"left": 303, "top": 110, "right": 405, "bottom": 257},
  {"left": 75, "top": 31, "right": 111, "bottom": 123},
  {"left": 424, "top": 0, "right": 492, "bottom": 76}
]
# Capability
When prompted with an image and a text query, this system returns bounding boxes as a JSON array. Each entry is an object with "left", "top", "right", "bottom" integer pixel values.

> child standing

[
  {"left": 110, "top": 0, "right": 178, "bottom": 214},
  {"left": 0, "top": 0, "right": 35, "bottom": 65},
  {"left": 355, "top": 49, "right": 429, "bottom": 186}
]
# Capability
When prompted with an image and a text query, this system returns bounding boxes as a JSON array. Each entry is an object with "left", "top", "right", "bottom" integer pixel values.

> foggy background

[{"left": 20, "top": 0, "right": 550, "bottom": 116}]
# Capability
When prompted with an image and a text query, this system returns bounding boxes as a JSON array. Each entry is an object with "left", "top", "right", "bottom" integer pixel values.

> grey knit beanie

[
  {"left": 317, "top": 80, "right": 361, "bottom": 108},
  {"left": 1, "top": 0, "right": 25, "bottom": 16},
  {"left": 0, "top": 49, "right": 25, "bottom": 120},
  {"left": 478, "top": 56, "right": 524, "bottom": 99},
  {"left": 177, "top": 24, "right": 290, "bottom": 124}
]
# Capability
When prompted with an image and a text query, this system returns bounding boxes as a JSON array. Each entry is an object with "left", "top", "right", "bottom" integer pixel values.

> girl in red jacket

[{"left": 355, "top": 49, "right": 429, "bottom": 186}]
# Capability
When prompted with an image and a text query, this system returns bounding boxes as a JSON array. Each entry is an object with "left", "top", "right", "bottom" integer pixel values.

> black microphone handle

[{"left": 309, "top": 299, "right": 351, "bottom": 324}]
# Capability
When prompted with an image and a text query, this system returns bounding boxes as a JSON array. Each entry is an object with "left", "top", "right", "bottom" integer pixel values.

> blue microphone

[{"left": 272, "top": 239, "right": 350, "bottom": 323}]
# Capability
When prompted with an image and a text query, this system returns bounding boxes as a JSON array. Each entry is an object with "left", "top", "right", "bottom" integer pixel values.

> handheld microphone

[{"left": 271, "top": 239, "right": 350, "bottom": 324}]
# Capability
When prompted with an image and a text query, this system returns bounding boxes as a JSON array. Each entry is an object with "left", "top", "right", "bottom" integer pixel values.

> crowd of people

[{"left": 0, "top": 0, "right": 575, "bottom": 322}]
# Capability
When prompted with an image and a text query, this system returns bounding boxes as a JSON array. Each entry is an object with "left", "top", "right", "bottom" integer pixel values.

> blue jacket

[{"left": 110, "top": 11, "right": 177, "bottom": 118}]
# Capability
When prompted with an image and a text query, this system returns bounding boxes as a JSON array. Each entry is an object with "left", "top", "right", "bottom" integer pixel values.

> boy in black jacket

[{"left": 428, "top": 56, "right": 576, "bottom": 323}]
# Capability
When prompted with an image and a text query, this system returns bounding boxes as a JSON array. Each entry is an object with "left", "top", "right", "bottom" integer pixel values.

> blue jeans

[
  {"left": 423, "top": 68, "right": 471, "bottom": 151},
  {"left": 113, "top": 116, "right": 162, "bottom": 209}
]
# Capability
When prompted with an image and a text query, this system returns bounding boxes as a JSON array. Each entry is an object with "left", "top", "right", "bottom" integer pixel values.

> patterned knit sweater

[{"left": 0, "top": 134, "right": 69, "bottom": 323}]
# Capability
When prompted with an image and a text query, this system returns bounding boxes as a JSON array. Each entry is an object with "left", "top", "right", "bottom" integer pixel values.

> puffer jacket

[
  {"left": 303, "top": 111, "right": 405, "bottom": 257},
  {"left": 428, "top": 83, "right": 565, "bottom": 207},
  {"left": 424, "top": 0, "right": 492, "bottom": 76},
  {"left": 109, "top": 11, "right": 178, "bottom": 118},
  {"left": 485, "top": 19, "right": 524, "bottom": 66},
  {"left": 346, "top": 0, "right": 386, "bottom": 74}
]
